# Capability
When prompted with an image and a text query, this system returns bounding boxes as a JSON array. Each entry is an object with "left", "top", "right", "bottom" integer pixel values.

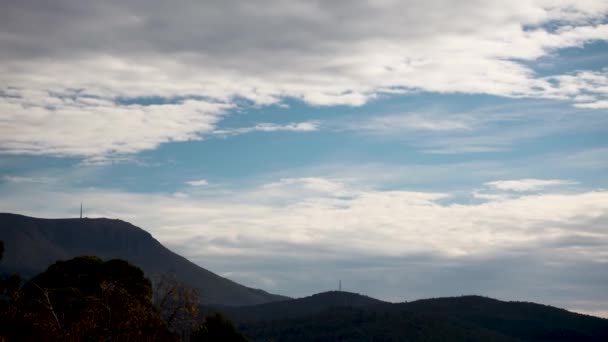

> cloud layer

[
  {"left": 1, "top": 176, "right": 607, "bottom": 314},
  {"left": 485, "top": 178, "right": 578, "bottom": 192},
  {"left": 1, "top": 1, "right": 608, "bottom": 158}
]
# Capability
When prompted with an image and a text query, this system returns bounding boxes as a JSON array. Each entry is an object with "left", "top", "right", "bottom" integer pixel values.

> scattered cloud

[
  {"left": 485, "top": 178, "right": 578, "bottom": 192},
  {"left": 213, "top": 121, "right": 320, "bottom": 137},
  {"left": 186, "top": 179, "right": 209, "bottom": 187},
  {"left": 1, "top": 1, "right": 608, "bottom": 158},
  {"left": 575, "top": 100, "right": 608, "bottom": 109},
  {"left": 2, "top": 1, "right": 607, "bottom": 106},
  {"left": 172, "top": 192, "right": 189, "bottom": 198},
  {"left": 346, "top": 114, "right": 473, "bottom": 135},
  {"left": 546, "top": 71, "right": 608, "bottom": 108},
  {"left": 1, "top": 176, "right": 607, "bottom": 311},
  {"left": 339, "top": 101, "right": 608, "bottom": 154},
  {"left": 472, "top": 191, "right": 512, "bottom": 201},
  {"left": 2, "top": 175, "right": 53, "bottom": 184},
  {"left": 0, "top": 92, "right": 230, "bottom": 159}
]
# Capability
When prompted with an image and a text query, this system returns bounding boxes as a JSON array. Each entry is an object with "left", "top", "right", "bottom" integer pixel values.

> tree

[
  {"left": 191, "top": 312, "right": 249, "bottom": 342},
  {"left": 4, "top": 256, "right": 176, "bottom": 341},
  {"left": 0, "top": 253, "right": 250, "bottom": 341},
  {"left": 0, "top": 240, "right": 20, "bottom": 302},
  {"left": 153, "top": 273, "right": 201, "bottom": 339},
  {"left": 0, "top": 240, "right": 22, "bottom": 342}
]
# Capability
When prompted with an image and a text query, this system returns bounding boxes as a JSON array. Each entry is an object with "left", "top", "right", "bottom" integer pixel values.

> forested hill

[
  {"left": 0, "top": 212, "right": 287, "bottom": 306},
  {"left": 221, "top": 293, "right": 608, "bottom": 342},
  {"left": 216, "top": 290, "right": 388, "bottom": 322}
]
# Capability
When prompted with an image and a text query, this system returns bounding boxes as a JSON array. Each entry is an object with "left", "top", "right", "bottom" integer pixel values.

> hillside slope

[
  {"left": 399, "top": 296, "right": 608, "bottom": 341},
  {"left": 224, "top": 293, "right": 608, "bottom": 341},
  {"left": 0, "top": 213, "right": 287, "bottom": 306},
  {"left": 217, "top": 291, "right": 388, "bottom": 323}
]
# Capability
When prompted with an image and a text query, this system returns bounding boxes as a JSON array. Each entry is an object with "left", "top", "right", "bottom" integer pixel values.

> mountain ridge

[
  {"left": 0, "top": 212, "right": 288, "bottom": 306},
  {"left": 223, "top": 292, "right": 608, "bottom": 342},
  {"left": 214, "top": 290, "right": 388, "bottom": 323}
]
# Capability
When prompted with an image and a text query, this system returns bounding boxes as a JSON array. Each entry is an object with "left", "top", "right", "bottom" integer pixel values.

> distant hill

[
  {"left": 0, "top": 213, "right": 287, "bottom": 306},
  {"left": 399, "top": 296, "right": 608, "bottom": 341},
  {"left": 215, "top": 290, "right": 388, "bottom": 322},
  {"left": 220, "top": 292, "right": 608, "bottom": 342}
]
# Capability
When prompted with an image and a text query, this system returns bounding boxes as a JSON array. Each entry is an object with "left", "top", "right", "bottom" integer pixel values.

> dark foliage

[
  {"left": 238, "top": 306, "right": 517, "bottom": 342},
  {"left": 1, "top": 256, "right": 176, "bottom": 341},
  {"left": 191, "top": 312, "right": 249, "bottom": 342},
  {"left": 0, "top": 251, "right": 249, "bottom": 341}
]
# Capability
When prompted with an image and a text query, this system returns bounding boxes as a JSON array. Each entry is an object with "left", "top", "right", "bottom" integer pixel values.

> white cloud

[
  {"left": 472, "top": 191, "right": 512, "bottom": 201},
  {"left": 213, "top": 121, "right": 320, "bottom": 137},
  {"left": 338, "top": 101, "right": 608, "bottom": 154},
  {"left": 186, "top": 179, "right": 209, "bottom": 187},
  {"left": 348, "top": 114, "right": 473, "bottom": 134},
  {"left": 2, "top": 175, "right": 53, "bottom": 184},
  {"left": 172, "top": 192, "right": 189, "bottom": 198},
  {"left": 575, "top": 100, "right": 608, "bottom": 109},
  {"left": 261, "top": 177, "right": 346, "bottom": 193},
  {"left": 1, "top": 1, "right": 608, "bottom": 158},
  {"left": 0, "top": 91, "right": 230, "bottom": 158},
  {"left": 485, "top": 178, "right": 578, "bottom": 192},
  {"left": 2, "top": 1, "right": 605, "bottom": 105},
  {"left": 2, "top": 175, "right": 608, "bottom": 311},
  {"left": 1, "top": 177, "right": 604, "bottom": 260},
  {"left": 542, "top": 71, "right": 608, "bottom": 107}
]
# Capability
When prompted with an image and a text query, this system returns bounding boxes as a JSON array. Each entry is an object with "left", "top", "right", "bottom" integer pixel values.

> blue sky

[{"left": 1, "top": 0, "right": 608, "bottom": 317}]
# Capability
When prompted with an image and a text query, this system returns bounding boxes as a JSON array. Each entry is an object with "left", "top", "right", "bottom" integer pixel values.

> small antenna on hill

[
  {"left": 80, "top": 202, "right": 83, "bottom": 219},
  {"left": 339, "top": 279, "right": 342, "bottom": 292}
]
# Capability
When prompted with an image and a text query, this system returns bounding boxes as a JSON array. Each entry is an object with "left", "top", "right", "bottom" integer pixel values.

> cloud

[
  {"left": 172, "top": 192, "right": 189, "bottom": 198},
  {"left": 5, "top": 177, "right": 605, "bottom": 260},
  {"left": 544, "top": 71, "right": 608, "bottom": 108},
  {"left": 347, "top": 114, "right": 473, "bottom": 134},
  {"left": 186, "top": 179, "right": 209, "bottom": 187},
  {"left": 1, "top": 1, "right": 608, "bottom": 158},
  {"left": 2, "top": 1, "right": 607, "bottom": 105},
  {"left": 340, "top": 100, "right": 608, "bottom": 154},
  {"left": 0, "top": 91, "right": 230, "bottom": 159},
  {"left": 575, "top": 100, "right": 608, "bottom": 109},
  {"left": 1, "top": 174, "right": 607, "bottom": 312},
  {"left": 213, "top": 121, "right": 320, "bottom": 137},
  {"left": 472, "top": 191, "right": 512, "bottom": 201},
  {"left": 2, "top": 175, "right": 53, "bottom": 184},
  {"left": 485, "top": 178, "right": 578, "bottom": 192}
]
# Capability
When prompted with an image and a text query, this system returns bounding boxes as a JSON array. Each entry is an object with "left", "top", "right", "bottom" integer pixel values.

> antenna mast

[
  {"left": 339, "top": 280, "right": 342, "bottom": 292},
  {"left": 80, "top": 202, "right": 83, "bottom": 219}
]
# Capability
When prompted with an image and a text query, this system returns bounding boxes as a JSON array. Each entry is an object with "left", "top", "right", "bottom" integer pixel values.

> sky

[{"left": 1, "top": 0, "right": 608, "bottom": 317}]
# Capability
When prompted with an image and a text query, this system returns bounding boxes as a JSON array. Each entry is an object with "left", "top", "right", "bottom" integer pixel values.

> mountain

[
  {"left": 0, "top": 213, "right": 287, "bottom": 306},
  {"left": 218, "top": 292, "right": 608, "bottom": 342},
  {"left": 215, "top": 290, "right": 388, "bottom": 323},
  {"left": 399, "top": 296, "right": 608, "bottom": 341}
]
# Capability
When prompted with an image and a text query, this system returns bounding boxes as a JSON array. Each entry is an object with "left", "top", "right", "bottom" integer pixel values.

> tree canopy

[
  {"left": 0, "top": 253, "right": 249, "bottom": 341},
  {"left": 2, "top": 256, "right": 175, "bottom": 341}
]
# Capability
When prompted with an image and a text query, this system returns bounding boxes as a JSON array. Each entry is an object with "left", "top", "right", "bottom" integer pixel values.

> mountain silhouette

[
  {"left": 215, "top": 290, "right": 387, "bottom": 322},
  {"left": 223, "top": 293, "right": 608, "bottom": 341},
  {"left": 0, "top": 213, "right": 287, "bottom": 306}
]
